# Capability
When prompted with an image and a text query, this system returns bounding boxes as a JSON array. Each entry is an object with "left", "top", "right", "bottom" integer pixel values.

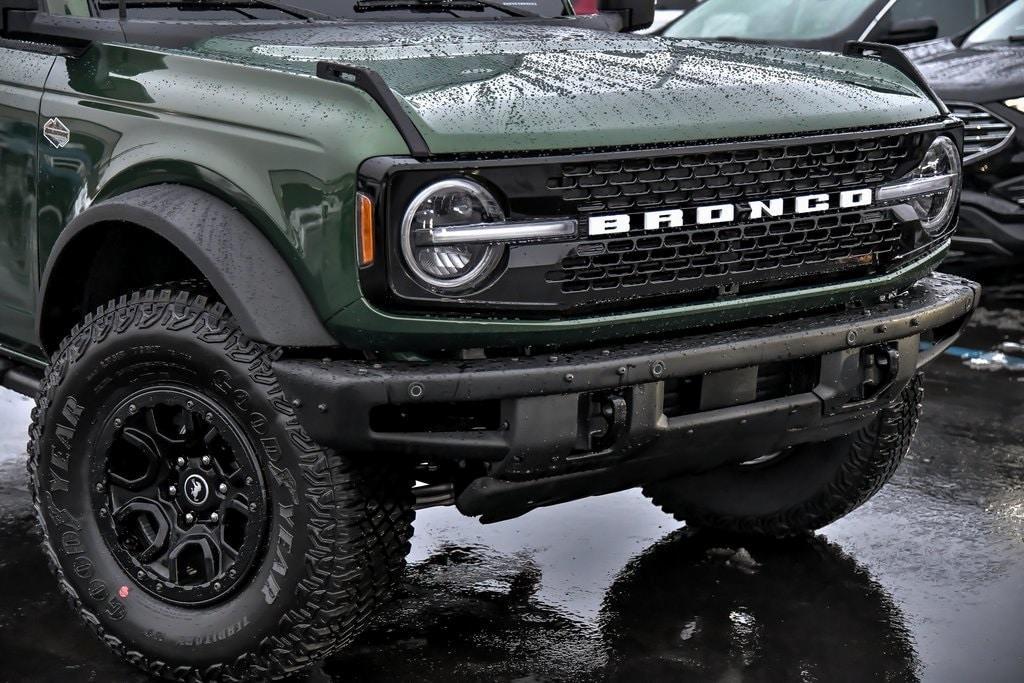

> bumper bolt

[
  {"left": 564, "top": 373, "right": 575, "bottom": 383},
  {"left": 210, "top": 512, "right": 220, "bottom": 523},
  {"left": 876, "top": 324, "right": 888, "bottom": 334},
  {"left": 249, "top": 502, "right": 258, "bottom": 512},
  {"left": 176, "top": 457, "right": 186, "bottom": 468},
  {"left": 617, "top": 366, "right": 627, "bottom": 376},
  {"left": 218, "top": 483, "right": 228, "bottom": 494},
  {"left": 245, "top": 477, "right": 254, "bottom": 486},
  {"left": 185, "top": 512, "right": 195, "bottom": 524},
  {"left": 910, "top": 317, "right": 921, "bottom": 327},
  {"left": 169, "top": 485, "right": 177, "bottom": 496},
  {"left": 95, "top": 483, "right": 105, "bottom": 493},
  {"left": 548, "top": 355, "right": 558, "bottom": 363},
  {"left": 317, "top": 403, "right": 328, "bottom": 413},
  {"left": 408, "top": 383, "right": 424, "bottom": 399},
  {"left": 201, "top": 455, "right": 211, "bottom": 466},
  {"left": 846, "top": 330, "right": 858, "bottom": 346},
  {"left": 651, "top": 361, "right": 666, "bottom": 378}
]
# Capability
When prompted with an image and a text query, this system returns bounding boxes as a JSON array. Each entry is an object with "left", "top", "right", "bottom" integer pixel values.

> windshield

[
  {"left": 963, "top": 0, "right": 1024, "bottom": 46},
  {"left": 48, "top": 0, "right": 569, "bottom": 20},
  {"left": 661, "top": 0, "right": 877, "bottom": 41}
]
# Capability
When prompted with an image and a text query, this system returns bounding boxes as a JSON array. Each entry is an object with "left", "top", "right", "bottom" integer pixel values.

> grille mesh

[
  {"left": 549, "top": 135, "right": 916, "bottom": 214},
  {"left": 950, "top": 103, "right": 1014, "bottom": 161},
  {"left": 547, "top": 209, "right": 899, "bottom": 296}
]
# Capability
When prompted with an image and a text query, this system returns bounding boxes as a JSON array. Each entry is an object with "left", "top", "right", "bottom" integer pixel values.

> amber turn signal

[{"left": 356, "top": 192, "right": 375, "bottom": 267}]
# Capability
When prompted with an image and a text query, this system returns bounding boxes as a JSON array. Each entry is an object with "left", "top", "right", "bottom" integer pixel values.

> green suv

[{"left": 0, "top": 1, "right": 978, "bottom": 679}]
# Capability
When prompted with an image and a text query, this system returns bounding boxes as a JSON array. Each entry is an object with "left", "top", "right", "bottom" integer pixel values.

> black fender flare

[{"left": 37, "top": 184, "right": 337, "bottom": 349}]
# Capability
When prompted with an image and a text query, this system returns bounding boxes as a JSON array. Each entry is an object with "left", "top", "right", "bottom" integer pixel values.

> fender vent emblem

[{"left": 43, "top": 117, "right": 70, "bottom": 149}]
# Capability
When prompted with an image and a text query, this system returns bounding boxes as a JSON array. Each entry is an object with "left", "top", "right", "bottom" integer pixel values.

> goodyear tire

[
  {"left": 643, "top": 376, "right": 923, "bottom": 537},
  {"left": 27, "top": 290, "right": 414, "bottom": 681}
]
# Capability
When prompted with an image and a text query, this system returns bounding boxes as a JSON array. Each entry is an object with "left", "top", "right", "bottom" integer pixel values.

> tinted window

[
  {"left": 885, "top": 0, "right": 988, "bottom": 37},
  {"left": 662, "top": 0, "right": 877, "bottom": 41},
  {"left": 964, "top": 0, "right": 1024, "bottom": 45}
]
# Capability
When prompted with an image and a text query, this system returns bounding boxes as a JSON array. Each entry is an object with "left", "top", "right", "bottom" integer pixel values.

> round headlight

[
  {"left": 907, "top": 136, "right": 962, "bottom": 234},
  {"left": 401, "top": 179, "right": 505, "bottom": 291}
]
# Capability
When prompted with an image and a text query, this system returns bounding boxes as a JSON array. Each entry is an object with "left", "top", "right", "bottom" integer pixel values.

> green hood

[{"left": 186, "top": 21, "right": 940, "bottom": 154}]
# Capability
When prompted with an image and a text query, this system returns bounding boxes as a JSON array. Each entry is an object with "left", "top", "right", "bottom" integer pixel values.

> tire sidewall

[{"left": 34, "top": 300, "right": 319, "bottom": 667}]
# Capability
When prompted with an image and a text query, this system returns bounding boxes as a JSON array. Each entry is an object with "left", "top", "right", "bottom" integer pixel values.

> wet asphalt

[{"left": 0, "top": 263, "right": 1022, "bottom": 682}]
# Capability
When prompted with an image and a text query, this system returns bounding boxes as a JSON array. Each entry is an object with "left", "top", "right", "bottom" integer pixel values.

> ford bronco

[{"left": 0, "top": 0, "right": 978, "bottom": 679}]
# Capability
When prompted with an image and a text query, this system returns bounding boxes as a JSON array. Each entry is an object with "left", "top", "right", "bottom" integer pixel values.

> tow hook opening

[
  {"left": 575, "top": 390, "right": 630, "bottom": 454},
  {"left": 860, "top": 344, "right": 902, "bottom": 402}
]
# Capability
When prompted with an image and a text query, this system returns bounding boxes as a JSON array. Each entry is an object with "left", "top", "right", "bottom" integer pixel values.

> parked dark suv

[
  {"left": 660, "top": 0, "right": 1010, "bottom": 52},
  {"left": 908, "top": 0, "right": 1024, "bottom": 255}
]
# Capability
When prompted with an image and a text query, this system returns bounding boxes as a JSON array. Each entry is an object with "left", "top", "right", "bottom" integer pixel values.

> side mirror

[
  {"left": 0, "top": 0, "right": 39, "bottom": 33},
  {"left": 879, "top": 17, "right": 940, "bottom": 45},
  {"left": 597, "top": 0, "right": 656, "bottom": 32}
]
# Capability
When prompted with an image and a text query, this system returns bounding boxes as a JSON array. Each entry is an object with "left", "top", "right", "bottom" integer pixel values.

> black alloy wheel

[{"left": 94, "top": 387, "right": 267, "bottom": 606}]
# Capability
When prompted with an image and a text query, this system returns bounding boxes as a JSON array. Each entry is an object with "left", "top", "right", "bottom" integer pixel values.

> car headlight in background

[
  {"left": 1005, "top": 97, "right": 1024, "bottom": 114},
  {"left": 401, "top": 178, "right": 576, "bottom": 292},
  {"left": 877, "top": 136, "right": 962, "bottom": 235}
]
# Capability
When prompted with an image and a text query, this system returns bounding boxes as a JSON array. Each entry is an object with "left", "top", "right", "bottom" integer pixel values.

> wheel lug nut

[
  {"left": 229, "top": 569, "right": 237, "bottom": 578},
  {"left": 128, "top": 404, "right": 137, "bottom": 415},
  {"left": 95, "top": 483, "right": 105, "bottom": 493},
  {"left": 185, "top": 512, "right": 195, "bottom": 524},
  {"left": 245, "top": 477, "right": 254, "bottom": 486},
  {"left": 205, "top": 412, "right": 213, "bottom": 422},
  {"left": 113, "top": 418, "right": 123, "bottom": 428},
  {"left": 213, "top": 582, "right": 222, "bottom": 591},
  {"left": 186, "top": 400, "right": 194, "bottom": 409},
  {"left": 169, "top": 485, "right": 177, "bottom": 496},
  {"left": 210, "top": 512, "right": 220, "bottom": 523},
  {"left": 176, "top": 457, "right": 186, "bottom": 468},
  {"left": 249, "top": 503, "right": 258, "bottom": 512},
  {"left": 201, "top": 455, "right": 211, "bottom": 467},
  {"left": 137, "top": 570, "right": 144, "bottom": 579},
  {"left": 218, "top": 483, "right": 228, "bottom": 494}
]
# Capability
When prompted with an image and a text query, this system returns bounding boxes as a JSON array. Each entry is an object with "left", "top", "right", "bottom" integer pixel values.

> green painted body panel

[
  {"left": 35, "top": 41, "right": 408, "bottom": 350},
  {"left": 0, "top": 47, "right": 52, "bottom": 353},
  {"left": 0, "top": 21, "right": 948, "bottom": 360},
  {"left": 189, "top": 22, "right": 940, "bottom": 154}
]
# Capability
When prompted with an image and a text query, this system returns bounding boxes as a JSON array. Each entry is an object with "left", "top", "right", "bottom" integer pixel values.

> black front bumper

[{"left": 275, "top": 273, "right": 979, "bottom": 521}]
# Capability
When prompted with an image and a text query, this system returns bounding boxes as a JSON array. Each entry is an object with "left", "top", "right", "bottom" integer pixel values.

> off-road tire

[
  {"left": 643, "top": 376, "right": 924, "bottom": 537},
  {"left": 27, "top": 289, "right": 414, "bottom": 681}
]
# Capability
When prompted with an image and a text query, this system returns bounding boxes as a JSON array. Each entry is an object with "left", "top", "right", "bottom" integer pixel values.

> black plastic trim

[
  {"left": 317, "top": 61, "right": 431, "bottom": 159},
  {"left": 276, "top": 273, "right": 979, "bottom": 462},
  {"left": 844, "top": 40, "right": 951, "bottom": 116},
  {"left": 37, "top": 185, "right": 337, "bottom": 351}
]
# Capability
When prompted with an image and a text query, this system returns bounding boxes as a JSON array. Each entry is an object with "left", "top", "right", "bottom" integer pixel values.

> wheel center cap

[{"left": 183, "top": 474, "right": 210, "bottom": 506}]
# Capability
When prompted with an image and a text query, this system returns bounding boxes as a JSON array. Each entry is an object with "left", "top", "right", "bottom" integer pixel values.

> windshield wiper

[
  {"left": 353, "top": 0, "right": 537, "bottom": 18},
  {"left": 97, "top": 0, "right": 332, "bottom": 21}
]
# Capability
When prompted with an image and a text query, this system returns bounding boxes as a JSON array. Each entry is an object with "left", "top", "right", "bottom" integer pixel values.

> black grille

[
  {"left": 548, "top": 208, "right": 899, "bottom": 296},
  {"left": 550, "top": 135, "right": 917, "bottom": 214},
  {"left": 542, "top": 133, "right": 922, "bottom": 302},
  {"left": 949, "top": 103, "right": 1014, "bottom": 162}
]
